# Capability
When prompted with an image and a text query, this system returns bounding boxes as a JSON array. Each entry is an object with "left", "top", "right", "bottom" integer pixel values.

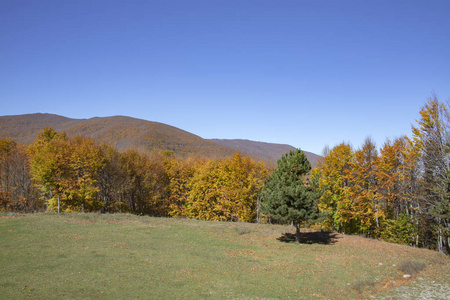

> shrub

[
  {"left": 380, "top": 214, "right": 416, "bottom": 245},
  {"left": 351, "top": 279, "right": 375, "bottom": 293},
  {"left": 234, "top": 226, "right": 252, "bottom": 235},
  {"left": 397, "top": 260, "right": 427, "bottom": 275}
]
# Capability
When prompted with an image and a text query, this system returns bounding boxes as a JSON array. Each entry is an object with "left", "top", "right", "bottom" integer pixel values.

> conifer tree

[{"left": 261, "top": 149, "right": 320, "bottom": 242}]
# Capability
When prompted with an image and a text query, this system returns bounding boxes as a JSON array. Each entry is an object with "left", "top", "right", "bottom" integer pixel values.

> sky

[{"left": 1, "top": 0, "right": 450, "bottom": 155}]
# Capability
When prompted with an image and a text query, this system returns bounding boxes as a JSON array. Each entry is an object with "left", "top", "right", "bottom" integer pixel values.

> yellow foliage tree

[
  {"left": 313, "top": 143, "right": 354, "bottom": 233},
  {"left": 28, "top": 128, "right": 104, "bottom": 212},
  {"left": 184, "top": 152, "right": 268, "bottom": 222},
  {"left": 348, "top": 138, "right": 381, "bottom": 236}
]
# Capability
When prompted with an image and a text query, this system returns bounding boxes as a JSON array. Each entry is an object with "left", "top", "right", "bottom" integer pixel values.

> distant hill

[
  {"left": 0, "top": 113, "right": 321, "bottom": 164},
  {"left": 0, "top": 113, "right": 236, "bottom": 158},
  {"left": 210, "top": 139, "right": 321, "bottom": 168},
  {"left": 0, "top": 113, "right": 75, "bottom": 144}
]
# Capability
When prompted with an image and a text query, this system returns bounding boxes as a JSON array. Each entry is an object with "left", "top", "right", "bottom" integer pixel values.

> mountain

[
  {"left": 0, "top": 113, "right": 75, "bottom": 144},
  {"left": 0, "top": 113, "right": 321, "bottom": 164},
  {"left": 0, "top": 113, "right": 236, "bottom": 158},
  {"left": 210, "top": 139, "right": 321, "bottom": 168}
]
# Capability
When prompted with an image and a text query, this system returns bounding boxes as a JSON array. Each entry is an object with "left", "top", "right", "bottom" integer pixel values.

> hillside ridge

[
  {"left": 0, "top": 113, "right": 320, "bottom": 163},
  {"left": 210, "top": 138, "right": 321, "bottom": 167}
]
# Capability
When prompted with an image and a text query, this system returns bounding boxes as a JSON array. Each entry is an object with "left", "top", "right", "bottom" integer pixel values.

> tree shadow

[{"left": 277, "top": 231, "right": 340, "bottom": 245}]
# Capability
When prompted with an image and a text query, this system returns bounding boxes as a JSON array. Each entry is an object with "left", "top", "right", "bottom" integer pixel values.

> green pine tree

[{"left": 261, "top": 149, "right": 321, "bottom": 243}]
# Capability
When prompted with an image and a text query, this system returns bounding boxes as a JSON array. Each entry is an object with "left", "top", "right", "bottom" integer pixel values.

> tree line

[
  {"left": 312, "top": 96, "right": 450, "bottom": 254},
  {"left": 1, "top": 96, "right": 449, "bottom": 254},
  {"left": 1, "top": 128, "right": 268, "bottom": 223}
]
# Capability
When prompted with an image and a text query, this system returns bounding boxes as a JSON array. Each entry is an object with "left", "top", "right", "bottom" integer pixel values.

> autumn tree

[
  {"left": 314, "top": 143, "right": 355, "bottom": 233},
  {"left": 376, "top": 138, "right": 407, "bottom": 218},
  {"left": 184, "top": 152, "right": 268, "bottom": 222},
  {"left": 114, "top": 149, "right": 170, "bottom": 216},
  {"left": 0, "top": 139, "right": 41, "bottom": 211},
  {"left": 348, "top": 137, "right": 380, "bottom": 236},
  {"left": 220, "top": 152, "right": 268, "bottom": 222},
  {"left": 28, "top": 128, "right": 104, "bottom": 212},
  {"left": 119, "top": 149, "right": 151, "bottom": 214},
  {"left": 97, "top": 143, "right": 129, "bottom": 212},
  {"left": 375, "top": 137, "right": 419, "bottom": 244},
  {"left": 310, "top": 96, "right": 450, "bottom": 252},
  {"left": 28, "top": 128, "right": 68, "bottom": 212},
  {"left": 145, "top": 151, "right": 170, "bottom": 217},
  {"left": 0, "top": 139, "right": 18, "bottom": 210},
  {"left": 261, "top": 149, "right": 320, "bottom": 242},
  {"left": 68, "top": 136, "right": 104, "bottom": 211},
  {"left": 412, "top": 96, "right": 450, "bottom": 253},
  {"left": 166, "top": 156, "right": 206, "bottom": 217}
]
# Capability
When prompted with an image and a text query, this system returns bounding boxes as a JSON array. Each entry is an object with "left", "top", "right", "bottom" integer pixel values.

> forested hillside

[
  {"left": 210, "top": 139, "right": 321, "bottom": 167},
  {"left": 0, "top": 114, "right": 238, "bottom": 158},
  {"left": 0, "top": 113, "right": 317, "bottom": 162}
]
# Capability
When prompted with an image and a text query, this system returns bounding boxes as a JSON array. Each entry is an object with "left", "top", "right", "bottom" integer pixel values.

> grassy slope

[{"left": 0, "top": 214, "right": 448, "bottom": 299}]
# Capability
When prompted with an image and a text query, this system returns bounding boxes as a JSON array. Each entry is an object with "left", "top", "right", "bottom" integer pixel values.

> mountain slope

[
  {"left": 0, "top": 113, "right": 321, "bottom": 164},
  {"left": 210, "top": 139, "right": 321, "bottom": 167},
  {"left": 0, "top": 113, "right": 76, "bottom": 144},
  {"left": 0, "top": 113, "right": 236, "bottom": 158}
]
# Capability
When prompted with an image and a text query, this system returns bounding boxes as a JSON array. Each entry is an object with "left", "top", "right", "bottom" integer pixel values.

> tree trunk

[
  {"left": 256, "top": 195, "right": 260, "bottom": 223},
  {"left": 295, "top": 224, "right": 301, "bottom": 243}
]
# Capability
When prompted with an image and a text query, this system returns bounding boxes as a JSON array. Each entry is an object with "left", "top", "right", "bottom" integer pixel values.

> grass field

[{"left": 0, "top": 213, "right": 448, "bottom": 299}]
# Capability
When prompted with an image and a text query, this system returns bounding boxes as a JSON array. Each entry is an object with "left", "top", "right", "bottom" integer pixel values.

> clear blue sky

[{"left": 1, "top": 0, "right": 449, "bottom": 155}]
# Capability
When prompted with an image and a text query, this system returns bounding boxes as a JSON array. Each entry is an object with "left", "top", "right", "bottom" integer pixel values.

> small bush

[
  {"left": 235, "top": 226, "right": 252, "bottom": 235},
  {"left": 351, "top": 279, "right": 376, "bottom": 293},
  {"left": 380, "top": 214, "right": 416, "bottom": 245},
  {"left": 432, "top": 253, "right": 449, "bottom": 265},
  {"left": 397, "top": 260, "right": 427, "bottom": 275}
]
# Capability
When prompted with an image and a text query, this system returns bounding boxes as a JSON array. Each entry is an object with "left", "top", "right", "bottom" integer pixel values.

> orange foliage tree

[{"left": 0, "top": 139, "right": 41, "bottom": 211}]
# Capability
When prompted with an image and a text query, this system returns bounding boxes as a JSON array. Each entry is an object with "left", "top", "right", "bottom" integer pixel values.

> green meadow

[{"left": 1, "top": 213, "right": 448, "bottom": 299}]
